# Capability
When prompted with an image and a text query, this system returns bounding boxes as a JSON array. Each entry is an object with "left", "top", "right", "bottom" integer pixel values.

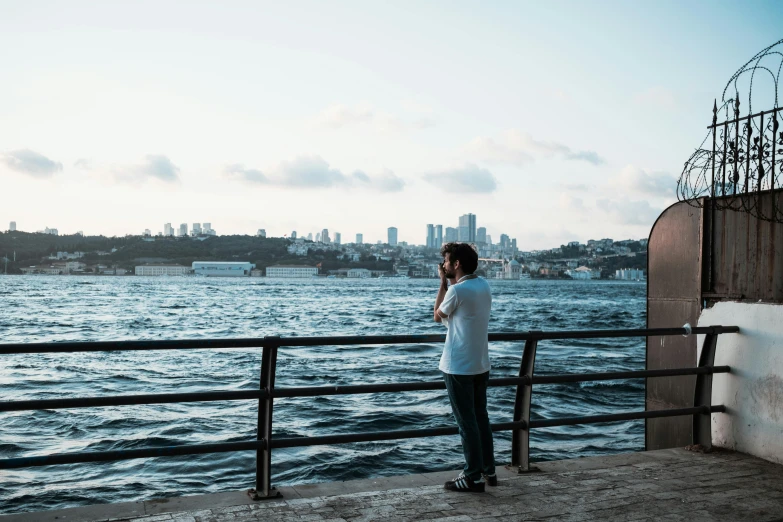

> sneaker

[
  {"left": 444, "top": 473, "right": 485, "bottom": 493},
  {"left": 483, "top": 473, "right": 498, "bottom": 487}
]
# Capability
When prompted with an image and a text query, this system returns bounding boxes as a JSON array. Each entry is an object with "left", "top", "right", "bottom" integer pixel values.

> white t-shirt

[{"left": 438, "top": 275, "right": 492, "bottom": 375}]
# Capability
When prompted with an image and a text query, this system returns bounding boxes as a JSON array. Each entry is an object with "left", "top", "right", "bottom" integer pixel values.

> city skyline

[{"left": 1, "top": 2, "right": 780, "bottom": 248}]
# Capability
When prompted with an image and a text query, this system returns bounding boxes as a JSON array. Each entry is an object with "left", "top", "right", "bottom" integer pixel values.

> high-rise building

[
  {"left": 477, "top": 227, "right": 487, "bottom": 245},
  {"left": 164, "top": 223, "right": 173, "bottom": 236},
  {"left": 486, "top": 235, "right": 492, "bottom": 245},
  {"left": 203, "top": 222, "right": 213, "bottom": 235},
  {"left": 144, "top": 229, "right": 151, "bottom": 236},
  {"left": 307, "top": 232, "right": 313, "bottom": 241},
  {"left": 445, "top": 227, "right": 458, "bottom": 243},
  {"left": 257, "top": 229, "right": 267, "bottom": 238},
  {"left": 388, "top": 227, "right": 398, "bottom": 246},
  {"left": 321, "top": 229, "right": 330, "bottom": 244},
  {"left": 356, "top": 233, "right": 363, "bottom": 244},
  {"left": 334, "top": 232, "right": 341, "bottom": 245},
  {"left": 436, "top": 225, "right": 443, "bottom": 247},
  {"left": 179, "top": 223, "right": 188, "bottom": 237},
  {"left": 500, "top": 234, "right": 510, "bottom": 248},
  {"left": 9, "top": 221, "right": 16, "bottom": 231},
  {"left": 192, "top": 223, "right": 202, "bottom": 236},
  {"left": 458, "top": 213, "right": 476, "bottom": 242},
  {"left": 291, "top": 231, "right": 297, "bottom": 239},
  {"left": 426, "top": 224, "right": 435, "bottom": 248},
  {"left": 316, "top": 232, "right": 321, "bottom": 242}
]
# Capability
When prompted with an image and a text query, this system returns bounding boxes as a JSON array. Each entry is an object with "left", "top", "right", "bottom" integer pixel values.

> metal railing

[{"left": 0, "top": 325, "right": 738, "bottom": 500}]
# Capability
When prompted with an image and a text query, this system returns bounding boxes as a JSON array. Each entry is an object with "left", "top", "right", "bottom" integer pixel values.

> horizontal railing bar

[
  {"left": 532, "top": 366, "right": 731, "bottom": 384},
  {"left": 0, "top": 326, "right": 739, "bottom": 354},
  {"left": 708, "top": 106, "right": 782, "bottom": 128},
  {"left": 0, "top": 405, "right": 728, "bottom": 469},
  {"left": 0, "top": 390, "right": 269, "bottom": 412},
  {"left": 273, "top": 377, "right": 525, "bottom": 398},
  {"left": 0, "top": 440, "right": 265, "bottom": 470},
  {"left": 270, "top": 421, "right": 527, "bottom": 448},
  {"left": 0, "top": 368, "right": 733, "bottom": 412},
  {"left": 529, "top": 405, "right": 726, "bottom": 429}
]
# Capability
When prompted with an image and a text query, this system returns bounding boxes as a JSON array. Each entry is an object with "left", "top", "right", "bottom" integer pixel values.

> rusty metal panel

[
  {"left": 646, "top": 201, "right": 703, "bottom": 450},
  {"left": 710, "top": 191, "right": 783, "bottom": 302}
]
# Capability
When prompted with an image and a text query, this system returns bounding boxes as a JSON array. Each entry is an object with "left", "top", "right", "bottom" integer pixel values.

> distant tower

[
  {"left": 334, "top": 232, "right": 341, "bottom": 245},
  {"left": 477, "top": 227, "right": 487, "bottom": 245},
  {"left": 458, "top": 213, "right": 476, "bottom": 242},
  {"left": 356, "top": 233, "right": 363, "bottom": 244},
  {"left": 445, "top": 227, "right": 458, "bottom": 243},
  {"left": 192, "top": 223, "right": 202, "bottom": 236},
  {"left": 179, "top": 223, "right": 188, "bottom": 237},
  {"left": 9, "top": 221, "right": 16, "bottom": 231},
  {"left": 321, "top": 229, "right": 330, "bottom": 244},
  {"left": 144, "top": 229, "right": 151, "bottom": 236},
  {"left": 388, "top": 227, "right": 398, "bottom": 246},
  {"left": 307, "top": 232, "right": 313, "bottom": 241},
  {"left": 257, "top": 229, "right": 267, "bottom": 238},
  {"left": 500, "top": 234, "right": 510, "bottom": 248},
  {"left": 426, "top": 224, "right": 435, "bottom": 248},
  {"left": 203, "top": 222, "right": 212, "bottom": 235},
  {"left": 436, "top": 224, "right": 443, "bottom": 247},
  {"left": 164, "top": 223, "right": 173, "bottom": 236},
  {"left": 291, "top": 231, "right": 297, "bottom": 239},
  {"left": 316, "top": 232, "right": 321, "bottom": 242}
]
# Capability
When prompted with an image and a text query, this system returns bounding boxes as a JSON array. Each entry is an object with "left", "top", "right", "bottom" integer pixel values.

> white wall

[{"left": 698, "top": 302, "right": 783, "bottom": 464}]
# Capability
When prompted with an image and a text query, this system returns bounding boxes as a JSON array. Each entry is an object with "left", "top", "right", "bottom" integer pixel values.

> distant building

[
  {"left": 615, "top": 268, "right": 645, "bottom": 281},
  {"left": 164, "top": 223, "right": 174, "bottom": 236},
  {"left": 291, "top": 231, "right": 297, "bottom": 239},
  {"left": 388, "top": 227, "right": 398, "bottom": 246},
  {"left": 307, "top": 232, "right": 313, "bottom": 241},
  {"left": 334, "top": 232, "right": 341, "bottom": 245},
  {"left": 144, "top": 229, "right": 151, "bottom": 236},
  {"left": 426, "top": 224, "right": 435, "bottom": 248},
  {"left": 203, "top": 223, "right": 215, "bottom": 235},
  {"left": 436, "top": 225, "right": 443, "bottom": 247},
  {"left": 356, "top": 233, "right": 363, "bottom": 244},
  {"left": 43, "top": 227, "right": 58, "bottom": 235},
  {"left": 445, "top": 227, "right": 458, "bottom": 243},
  {"left": 257, "top": 229, "right": 267, "bottom": 238},
  {"left": 458, "top": 213, "right": 476, "bottom": 242},
  {"left": 192, "top": 223, "right": 202, "bottom": 236},
  {"left": 266, "top": 265, "right": 318, "bottom": 278},
  {"left": 567, "top": 266, "right": 599, "bottom": 280},
  {"left": 179, "top": 223, "right": 188, "bottom": 237},
  {"left": 192, "top": 261, "right": 255, "bottom": 277},
  {"left": 321, "top": 228, "right": 330, "bottom": 244},
  {"left": 347, "top": 268, "right": 371, "bottom": 278},
  {"left": 500, "top": 234, "right": 510, "bottom": 248},
  {"left": 9, "top": 221, "right": 16, "bottom": 231},
  {"left": 135, "top": 265, "right": 190, "bottom": 276},
  {"left": 477, "top": 227, "right": 487, "bottom": 245}
]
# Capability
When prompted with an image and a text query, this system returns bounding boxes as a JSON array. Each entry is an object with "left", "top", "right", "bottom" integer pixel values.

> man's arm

[{"left": 434, "top": 278, "right": 449, "bottom": 323}]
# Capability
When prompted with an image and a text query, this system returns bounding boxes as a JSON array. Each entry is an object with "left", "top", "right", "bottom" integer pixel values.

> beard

[{"left": 444, "top": 269, "right": 457, "bottom": 278}]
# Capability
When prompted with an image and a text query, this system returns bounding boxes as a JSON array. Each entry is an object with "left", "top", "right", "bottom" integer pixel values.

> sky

[{"left": 1, "top": 0, "right": 782, "bottom": 249}]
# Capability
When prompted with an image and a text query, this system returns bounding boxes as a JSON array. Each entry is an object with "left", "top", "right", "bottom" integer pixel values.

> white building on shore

[
  {"left": 615, "top": 268, "right": 645, "bottom": 281},
  {"left": 135, "top": 265, "right": 190, "bottom": 276},
  {"left": 566, "top": 266, "right": 599, "bottom": 280},
  {"left": 266, "top": 265, "right": 318, "bottom": 278},
  {"left": 192, "top": 261, "right": 254, "bottom": 277}
]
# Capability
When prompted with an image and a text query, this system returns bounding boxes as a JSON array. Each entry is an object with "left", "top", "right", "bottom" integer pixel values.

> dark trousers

[{"left": 443, "top": 371, "right": 496, "bottom": 481}]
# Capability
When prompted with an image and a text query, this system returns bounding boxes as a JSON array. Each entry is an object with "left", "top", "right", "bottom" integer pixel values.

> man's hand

[{"left": 434, "top": 264, "right": 449, "bottom": 323}]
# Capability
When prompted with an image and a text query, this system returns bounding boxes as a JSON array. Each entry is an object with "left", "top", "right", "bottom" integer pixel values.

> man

[{"left": 434, "top": 242, "right": 496, "bottom": 493}]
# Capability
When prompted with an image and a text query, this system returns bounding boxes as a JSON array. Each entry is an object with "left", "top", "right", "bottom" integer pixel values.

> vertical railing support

[
  {"left": 511, "top": 331, "right": 539, "bottom": 472},
  {"left": 249, "top": 336, "right": 281, "bottom": 500},
  {"left": 693, "top": 327, "right": 719, "bottom": 450}
]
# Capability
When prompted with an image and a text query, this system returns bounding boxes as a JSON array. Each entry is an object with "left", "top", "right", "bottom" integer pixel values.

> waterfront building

[
  {"left": 334, "top": 232, "right": 341, "bottom": 245},
  {"left": 257, "top": 229, "right": 266, "bottom": 238},
  {"left": 135, "top": 265, "right": 190, "bottom": 276},
  {"left": 436, "top": 225, "right": 443, "bottom": 247},
  {"left": 192, "top": 261, "right": 254, "bottom": 277},
  {"left": 445, "top": 227, "right": 458, "bottom": 243},
  {"left": 615, "top": 268, "right": 645, "bottom": 281},
  {"left": 9, "top": 221, "right": 16, "bottom": 231},
  {"left": 321, "top": 229, "right": 330, "bottom": 244},
  {"left": 356, "top": 233, "right": 363, "bottom": 244},
  {"left": 504, "top": 259, "right": 521, "bottom": 279},
  {"left": 458, "top": 213, "right": 476, "bottom": 242},
  {"left": 388, "top": 227, "right": 398, "bottom": 246},
  {"left": 347, "top": 268, "right": 371, "bottom": 278},
  {"left": 426, "top": 224, "right": 435, "bottom": 248},
  {"left": 567, "top": 266, "right": 598, "bottom": 280},
  {"left": 179, "top": 223, "right": 188, "bottom": 237},
  {"left": 266, "top": 265, "right": 318, "bottom": 278},
  {"left": 164, "top": 223, "right": 174, "bottom": 236}
]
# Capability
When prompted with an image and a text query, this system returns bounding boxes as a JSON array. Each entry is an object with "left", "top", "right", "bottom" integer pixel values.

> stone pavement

[{"left": 6, "top": 448, "right": 783, "bottom": 522}]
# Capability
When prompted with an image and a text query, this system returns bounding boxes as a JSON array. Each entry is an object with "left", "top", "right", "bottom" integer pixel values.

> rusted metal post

[
  {"left": 511, "top": 332, "right": 539, "bottom": 472},
  {"left": 249, "top": 336, "right": 281, "bottom": 500},
  {"left": 693, "top": 327, "right": 719, "bottom": 449}
]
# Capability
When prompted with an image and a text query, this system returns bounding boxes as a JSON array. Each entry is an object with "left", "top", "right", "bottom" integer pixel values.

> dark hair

[{"left": 440, "top": 242, "right": 478, "bottom": 274}]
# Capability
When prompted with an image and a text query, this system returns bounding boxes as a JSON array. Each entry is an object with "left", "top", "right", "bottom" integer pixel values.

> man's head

[{"left": 440, "top": 242, "right": 479, "bottom": 278}]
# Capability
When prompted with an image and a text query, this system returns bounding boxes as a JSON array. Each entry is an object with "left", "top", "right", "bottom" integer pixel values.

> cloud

[
  {"left": 225, "top": 155, "right": 405, "bottom": 192},
  {"left": 614, "top": 165, "right": 677, "bottom": 198},
  {"left": 634, "top": 86, "right": 676, "bottom": 110},
  {"left": 224, "top": 164, "right": 268, "bottom": 184},
  {"left": 466, "top": 129, "right": 605, "bottom": 166},
  {"left": 2, "top": 149, "right": 63, "bottom": 178},
  {"left": 317, "top": 103, "right": 374, "bottom": 128},
  {"left": 74, "top": 158, "right": 93, "bottom": 170},
  {"left": 423, "top": 163, "right": 497, "bottom": 193},
  {"left": 562, "top": 183, "right": 592, "bottom": 192},
  {"left": 596, "top": 198, "right": 662, "bottom": 226},
  {"left": 559, "top": 193, "right": 587, "bottom": 213},
  {"left": 110, "top": 155, "right": 181, "bottom": 184}
]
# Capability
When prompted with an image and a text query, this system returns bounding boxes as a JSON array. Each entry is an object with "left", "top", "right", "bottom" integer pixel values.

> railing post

[
  {"left": 693, "top": 326, "right": 719, "bottom": 450},
  {"left": 249, "top": 336, "right": 281, "bottom": 500},
  {"left": 511, "top": 331, "right": 539, "bottom": 472}
]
